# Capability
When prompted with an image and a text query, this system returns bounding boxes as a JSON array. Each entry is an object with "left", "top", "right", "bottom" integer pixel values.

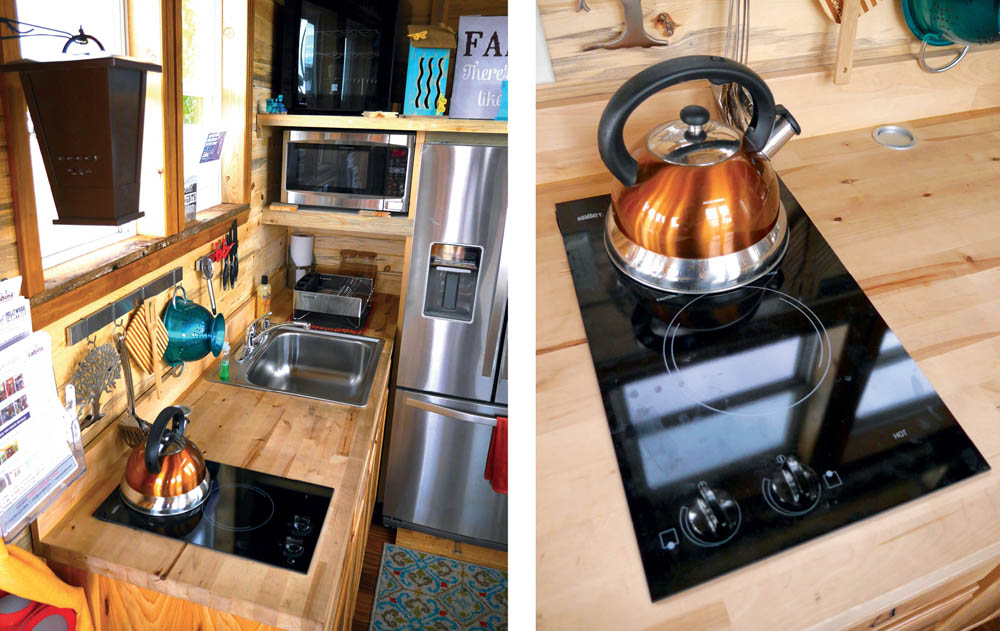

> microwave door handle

[
  {"left": 404, "top": 397, "right": 498, "bottom": 427},
  {"left": 481, "top": 244, "right": 508, "bottom": 379}
]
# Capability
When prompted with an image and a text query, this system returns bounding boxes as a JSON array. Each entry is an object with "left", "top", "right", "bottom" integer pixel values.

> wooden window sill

[{"left": 30, "top": 203, "right": 250, "bottom": 329}]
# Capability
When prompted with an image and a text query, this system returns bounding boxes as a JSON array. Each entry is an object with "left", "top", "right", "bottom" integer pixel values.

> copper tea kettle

[
  {"left": 120, "top": 405, "right": 211, "bottom": 516},
  {"left": 599, "top": 55, "right": 800, "bottom": 294}
]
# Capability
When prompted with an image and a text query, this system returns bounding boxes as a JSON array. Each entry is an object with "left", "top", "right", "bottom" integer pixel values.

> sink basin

[{"left": 210, "top": 326, "right": 385, "bottom": 407}]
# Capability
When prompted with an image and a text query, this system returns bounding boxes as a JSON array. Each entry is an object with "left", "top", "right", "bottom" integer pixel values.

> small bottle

[
  {"left": 219, "top": 341, "right": 231, "bottom": 382},
  {"left": 256, "top": 275, "right": 272, "bottom": 317}
]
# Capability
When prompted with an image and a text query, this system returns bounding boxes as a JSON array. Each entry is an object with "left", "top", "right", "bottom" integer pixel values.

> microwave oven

[
  {"left": 277, "top": 0, "right": 397, "bottom": 114},
  {"left": 280, "top": 130, "right": 415, "bottom": 213}
]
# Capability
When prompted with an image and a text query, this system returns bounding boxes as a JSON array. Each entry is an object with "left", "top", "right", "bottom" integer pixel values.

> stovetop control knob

[
  {"left": 684, "top": 483, "right": 740, "bottom": 544},
  {"left": 766, "top": 456, "right": 822, "bottom": 514},
  {"left": 291, "top": 515, "right": 312, "bottom": 536},
  {"left": 283, "top": 536, "right": 304, "bottom": 558}
]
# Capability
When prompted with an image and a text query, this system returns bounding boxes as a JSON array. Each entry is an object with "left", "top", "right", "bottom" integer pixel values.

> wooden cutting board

[
  {"left": 818, "top": 0, "right": 879, "bottom": 23},
  {"left": 124, "top": 305, "right": 168, "bottom": 375}
]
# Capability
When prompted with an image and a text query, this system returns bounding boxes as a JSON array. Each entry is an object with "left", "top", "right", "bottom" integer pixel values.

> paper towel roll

[{"left": 290, "top": 233, "right": 314, "bottom": 267}]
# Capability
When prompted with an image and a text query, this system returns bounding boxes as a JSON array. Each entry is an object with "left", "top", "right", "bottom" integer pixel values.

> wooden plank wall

[
  {"left": 537, "top": 0, "right": 999, "bottom": 101},
  {"left": 286, "top": 229, "right": 406, "bottom": 296},
  {"left": 26, "top": 0, "right": 287, "bottom": 544},
  {"left": 536, "top": 1, "right": 1000, "bottom": 186},
  {"left": 0, "top": 104, "right": 18, "bottom": 279}
]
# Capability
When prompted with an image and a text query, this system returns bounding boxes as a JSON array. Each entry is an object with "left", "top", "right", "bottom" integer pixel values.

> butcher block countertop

[
  {"left": 36, "top": 291, "right": 397, "bottom": 631},
  {"left": 537, "top": 107, "right": 1000, "bottom": 630}
]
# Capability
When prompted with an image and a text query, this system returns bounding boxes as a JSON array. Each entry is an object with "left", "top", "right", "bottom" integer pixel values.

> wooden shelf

[
  {"left": 256, "top": 113, "right": 507, "bottom": 136},
  {"left": 262, "top": 207, "right": 413, "bottom": 238}
]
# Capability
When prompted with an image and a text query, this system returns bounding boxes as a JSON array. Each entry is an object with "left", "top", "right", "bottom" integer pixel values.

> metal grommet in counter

[{"left": 872, "top": 125, "right": 918, "bottom": 150}]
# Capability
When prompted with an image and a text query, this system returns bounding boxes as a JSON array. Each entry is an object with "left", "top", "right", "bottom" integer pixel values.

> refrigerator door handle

[
  {"left": 404, "top": 397, "right": 499, "bottom": 427},
  {"left": 481, "top": 239, "right": 508, "bottom": 378}
]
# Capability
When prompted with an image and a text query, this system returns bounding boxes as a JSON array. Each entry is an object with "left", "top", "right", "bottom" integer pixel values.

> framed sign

[{"left": 449, "top": 16, "right": 508, "bottom": 120}]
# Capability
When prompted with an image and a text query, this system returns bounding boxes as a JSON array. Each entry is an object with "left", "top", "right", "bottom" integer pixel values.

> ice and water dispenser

[{"left": 422, "top": 243, "right": 483, "bottom": 322}]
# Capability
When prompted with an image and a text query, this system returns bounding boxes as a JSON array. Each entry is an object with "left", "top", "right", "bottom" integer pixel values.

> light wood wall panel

[
  {"left": 537, "top": 0, "right": 999, "bottom": 101},
  {"left": 31, "top": 0, "right": 287, "bottom": 538},
  {"left": 536, "top": 50, "right": 1000, "bottom": 186},
  {"left": 287, "top": 228, "right": 406, "bottom": 296},
  {"left": 0, "top": 107, "right": 18, "bottom": 280}
]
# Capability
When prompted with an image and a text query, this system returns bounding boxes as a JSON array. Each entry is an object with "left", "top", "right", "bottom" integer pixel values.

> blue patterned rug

[{"left": 369, "top": 543, "right": 508, "bottom": 631}]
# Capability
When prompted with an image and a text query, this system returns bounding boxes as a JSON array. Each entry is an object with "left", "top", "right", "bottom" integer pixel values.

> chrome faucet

[
  {"left": 240, "top": 313, "right": 273, "bottom": 361},
  {"left": 239, "top": 313, "right": 311, "bottom": 362}
]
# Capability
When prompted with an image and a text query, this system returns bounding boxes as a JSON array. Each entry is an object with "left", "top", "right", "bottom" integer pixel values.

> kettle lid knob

[{"left": 681, "top": 105, "right": 710, "bottom": 142}]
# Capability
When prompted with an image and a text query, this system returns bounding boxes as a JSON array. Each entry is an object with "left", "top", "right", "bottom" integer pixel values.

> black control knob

[
  {"left": 283, "top": 536, "right": 304, "bottom": 558},
  {"left": 766, "top": 456, "right": 821, "bottom": 514},
  {"left": 291, "top": 515, "right": 312, "bottom": 536},
  {"left": 684, "top": 483, "right": 740, "bottom": 544}
]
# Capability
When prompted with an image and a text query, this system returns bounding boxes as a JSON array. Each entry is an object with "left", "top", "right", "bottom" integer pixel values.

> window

[
  {"left": 3, "top": 0, "right": 251, "bottom": 304},
  {"left": 14, "top": 0, "right": 137, "bottom": 270},
  {"left": 181, "top": 0, "right": 224, "bottom": 220}
]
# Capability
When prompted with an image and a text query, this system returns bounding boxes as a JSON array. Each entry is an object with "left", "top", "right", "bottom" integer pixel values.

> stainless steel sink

[{"left": 210, "top": 325, "right": 385, "bottom": 407}]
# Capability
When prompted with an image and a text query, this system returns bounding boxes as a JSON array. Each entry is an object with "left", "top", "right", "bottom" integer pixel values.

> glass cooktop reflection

[
  {"left": 93, "top": 461, "right": 333, "bottom": 573},
  {"left": 555, "top": 181, "right": 989, "bottom": 602}
]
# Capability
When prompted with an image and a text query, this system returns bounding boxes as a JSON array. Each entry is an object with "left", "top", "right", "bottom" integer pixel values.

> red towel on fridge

[{"left": 484, "top": 416, "right": 508, "bottom": 494}]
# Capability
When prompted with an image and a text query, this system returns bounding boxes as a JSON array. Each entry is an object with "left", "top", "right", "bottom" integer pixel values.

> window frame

[{"left": 0, "top": 0, "right": 253, "bottom": 319}]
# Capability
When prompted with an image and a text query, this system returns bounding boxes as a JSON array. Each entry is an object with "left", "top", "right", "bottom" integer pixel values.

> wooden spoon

[
  {"left": 145, "top": 301, "right": 162, "bottom": 399},
  {"left": 818, "top": 0, "right": 880, "bottom": 23}
]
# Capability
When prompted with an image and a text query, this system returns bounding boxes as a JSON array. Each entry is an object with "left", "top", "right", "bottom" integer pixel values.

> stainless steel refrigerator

[{"left": 383, "top": 133, "right": 508, "bottom": 549}]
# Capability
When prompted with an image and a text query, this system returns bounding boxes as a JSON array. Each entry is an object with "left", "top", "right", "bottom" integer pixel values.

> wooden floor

[{"left": 351, "top": 521, "right": 396, "bottom": 631}]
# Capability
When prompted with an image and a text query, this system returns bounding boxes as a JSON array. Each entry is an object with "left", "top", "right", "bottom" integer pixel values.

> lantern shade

[{"left": 0, "top": 56, "right": 161, "bottom": 226}]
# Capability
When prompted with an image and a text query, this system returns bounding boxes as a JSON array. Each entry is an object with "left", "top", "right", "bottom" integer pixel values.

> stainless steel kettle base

[
  {"left": 604, "top": 204, "right": 789, "bottom": 294},
  {"left": 120, "top": 471, "right": 212, "bottom": 517}
]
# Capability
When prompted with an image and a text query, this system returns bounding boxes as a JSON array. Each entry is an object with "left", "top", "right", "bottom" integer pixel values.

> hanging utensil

[
  {"left": 582, "top": 0, "right": 670, "bottom": 51},
  {"left": 197, "top": 254, "right": 217, "bottom": 314},
  {"left": 144, "top": 302, "right": 163, "bottom": 399},
  {"left": 70, "top": 336, "right": 122, "bottom": 429},
  {"left": 228, "top": 220, "right": 239, "bottom": 288},
  {"left": 713, "top": 0, "right": 753, "bottom": 131},
  {"left": 817, "top": 0, "right": 881, "bottom": 23},
  {"left": 112, "top": 332, "right": 149, "bottom": 448},
  {"left": 902, "top": 0, "right": 997, "bottom": 73},
  {"left": 162, "top": 285, "right": 226, "bottom": 374},
  {"left": 124, "top": 303, "right": 168, "bottom": 376}
]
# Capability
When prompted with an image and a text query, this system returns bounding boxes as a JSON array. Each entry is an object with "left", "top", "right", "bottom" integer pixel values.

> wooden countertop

[
  {"left": 37, "top": 291, "right": 397, "bottom": 631},
  {"left": 537, "top": 107, "right": 1000, "bottom": 630}
]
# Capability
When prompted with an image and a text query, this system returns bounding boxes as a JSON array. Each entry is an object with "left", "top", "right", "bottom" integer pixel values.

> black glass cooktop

[
  {"left": 94, "top": 461, "right": 333, "bottom": 573},
  {"left": 555, "top": 181, "right": 990, "bottom": 601}
]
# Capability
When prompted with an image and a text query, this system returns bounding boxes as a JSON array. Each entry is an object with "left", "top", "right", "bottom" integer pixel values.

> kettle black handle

[
  {"left": 598, "top": 55, "right": 777, "bottom": 186},
  {"left": 145, "top": 405, "right": 187, "bottom": 474}
]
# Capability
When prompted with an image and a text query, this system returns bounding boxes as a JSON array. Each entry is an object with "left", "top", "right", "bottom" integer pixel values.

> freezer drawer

[{"left": 383, "top": 389, "right": 507, "bottom": 548}]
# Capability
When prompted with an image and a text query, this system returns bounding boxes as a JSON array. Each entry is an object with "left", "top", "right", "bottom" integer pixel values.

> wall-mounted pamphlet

[
  {"left": 449, "top": 16, "right": 508, "bottom": 120},
  {"left": 0, "top": 280, "right": 84, "bottom": 542}
]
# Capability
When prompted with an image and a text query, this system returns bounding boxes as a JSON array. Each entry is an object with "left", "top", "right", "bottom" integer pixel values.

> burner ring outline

[
  {"left": 203, "top": 483, "right": 275, "bottom": 532},
  {"left": 662, "top": 288, "right": 833, "bottom": 417}
]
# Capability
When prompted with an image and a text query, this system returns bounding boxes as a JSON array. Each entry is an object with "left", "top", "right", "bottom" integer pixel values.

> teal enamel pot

[{"left": 162, "top": 286, "right": 225, "bottom": 372}]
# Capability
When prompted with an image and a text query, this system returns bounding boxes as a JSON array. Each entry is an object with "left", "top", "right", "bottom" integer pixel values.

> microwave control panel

[{"left": 384, "top": 148, "right": 410, "bottom": 198}]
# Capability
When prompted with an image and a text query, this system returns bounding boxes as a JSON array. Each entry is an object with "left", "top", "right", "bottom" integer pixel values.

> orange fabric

[
  {"left": 484, "top": 416, "right": 508, "bottom": 494},
  {"left": 0, "top": 539, "right": 92, "bottom": 631}
]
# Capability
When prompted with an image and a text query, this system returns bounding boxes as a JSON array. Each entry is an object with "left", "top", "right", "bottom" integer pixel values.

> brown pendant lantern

[{"left": 0, "top": 56, "right": 161, "bottom": 226}]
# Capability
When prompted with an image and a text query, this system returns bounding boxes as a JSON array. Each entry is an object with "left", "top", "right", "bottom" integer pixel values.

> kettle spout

[{"left": 760, "top": 105, "right": 801, "bottom": 159}]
